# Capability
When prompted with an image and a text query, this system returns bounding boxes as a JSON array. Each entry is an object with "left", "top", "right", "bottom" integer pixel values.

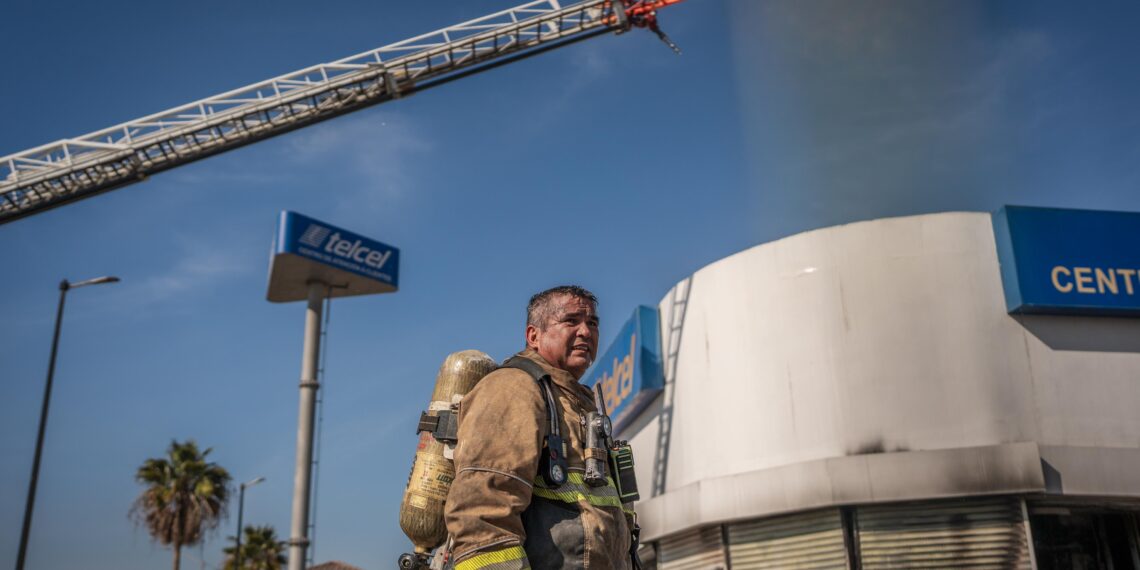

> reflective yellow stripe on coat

[
  {"left": 454, "top": 545, "right": 529, "bottom": 570},
  {"left": 532, "top": 472, "right": 636, "bottom": 515}
]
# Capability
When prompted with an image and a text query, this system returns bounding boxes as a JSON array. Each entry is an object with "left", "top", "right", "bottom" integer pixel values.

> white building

[{"left": 621, "top": 210, "right": 1140, "bottom": 569}]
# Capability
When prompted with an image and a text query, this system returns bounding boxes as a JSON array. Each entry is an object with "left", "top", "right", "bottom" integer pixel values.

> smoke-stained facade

[{"left": 620, "top": 210, "right": 1140, "bottom": 569}]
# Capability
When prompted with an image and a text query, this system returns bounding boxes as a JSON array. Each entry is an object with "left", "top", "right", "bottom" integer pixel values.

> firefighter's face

[{"left": 527, "top": 294, "right": 599, "bottom": 379}]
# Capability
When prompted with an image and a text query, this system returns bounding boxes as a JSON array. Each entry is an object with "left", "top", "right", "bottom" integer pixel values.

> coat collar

[{"left": 515, "top": 348, "right": 595, "bottom": 402}]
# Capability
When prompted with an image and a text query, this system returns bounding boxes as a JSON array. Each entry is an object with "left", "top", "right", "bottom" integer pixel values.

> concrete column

[{"left": 288, "top": 281, "right": 324, "bottom": 570}]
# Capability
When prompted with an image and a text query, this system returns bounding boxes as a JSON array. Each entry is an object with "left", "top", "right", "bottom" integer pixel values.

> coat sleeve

[{"left": 444, "top": 369, "right": 545, "bottom": 568}]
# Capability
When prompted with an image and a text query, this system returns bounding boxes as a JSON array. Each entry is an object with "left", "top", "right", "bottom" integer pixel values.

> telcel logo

[
  {"left": 324, "top": 232, "right": 392, "bottom": 269},
  {"left": 299, "top": 223, "right": 392, "bottom": 270},
  {"left": 599, "top": 333, "right": 636, "bottom": 413}
]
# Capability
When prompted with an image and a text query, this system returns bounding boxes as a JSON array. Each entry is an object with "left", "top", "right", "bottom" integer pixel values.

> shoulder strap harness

[
  {"left": 415, "top": 356, "right": 569, "bottom": 488},
  {"left": 500, "top": 356, "right": 569, "bottom": 488}
]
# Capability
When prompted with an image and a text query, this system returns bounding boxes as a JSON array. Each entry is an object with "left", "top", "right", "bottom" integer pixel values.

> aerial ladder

[{"left": 0, "top": 0, "right": 683, "bottom": 226}]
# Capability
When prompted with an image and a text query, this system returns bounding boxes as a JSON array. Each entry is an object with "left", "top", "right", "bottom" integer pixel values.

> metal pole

[
  {"left": 235, "top": 484, "right": 246, "bottom": 569},
  {"left": 234, "top": 476, "right": 263, "bottom": 570},
  {"left": 15, "top": 280, "right": 68, "bottom": 570},
  {"left": 288, "top": 282, "right": 324, "bottom": 570}
]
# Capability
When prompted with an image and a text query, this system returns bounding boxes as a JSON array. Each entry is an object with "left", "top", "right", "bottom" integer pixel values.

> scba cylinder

[{"left": 399, "top": 350, "right": 497, "bottom": 556}]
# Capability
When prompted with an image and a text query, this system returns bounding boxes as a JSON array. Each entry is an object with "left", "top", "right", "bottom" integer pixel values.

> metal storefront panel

[
  {"left": 727, "top": 508, "right": 849, "bottom": 569},
  {"left": 659, "top": 526, "right": 727, "bottom": 570},
  {"left": 857, "top": 496, "right": 1032, "bottom": 569}
]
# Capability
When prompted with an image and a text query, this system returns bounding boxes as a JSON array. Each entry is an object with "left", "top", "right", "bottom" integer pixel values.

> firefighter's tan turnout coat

[{"left": 444, "top": 349, "right": 634, "bottom": 570}]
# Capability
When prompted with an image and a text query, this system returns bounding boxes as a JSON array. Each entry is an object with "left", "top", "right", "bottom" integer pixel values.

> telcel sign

[
  {"left": 993, "top": 205, "right": 1140, "bottom": 316},
  {"left": 583, "top": 306, "right": 663, "bottom": 435},
  {"left": 267, "top": 211, "right": 399, "bottom": 302}
]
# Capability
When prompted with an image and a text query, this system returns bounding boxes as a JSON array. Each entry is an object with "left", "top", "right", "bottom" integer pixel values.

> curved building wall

[{"left": 626, "top": 211, "right": 1140, "bottom": 541}]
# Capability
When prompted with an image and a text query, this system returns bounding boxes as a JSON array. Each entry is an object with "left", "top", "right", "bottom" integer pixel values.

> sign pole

[
  {"left": 268, "top": 210, "right": 399, "bottom": 568},
  {"left": 288, "top": 280, "right": 324, "bottom": 570}
]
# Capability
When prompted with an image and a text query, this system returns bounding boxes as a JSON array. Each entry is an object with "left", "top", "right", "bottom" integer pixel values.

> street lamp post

[
  {"left": 235, "top": 476, "right": 266, "bottom": 569},
  {"left": 15, "top": 276, "right": 120, "bottom": 570}
]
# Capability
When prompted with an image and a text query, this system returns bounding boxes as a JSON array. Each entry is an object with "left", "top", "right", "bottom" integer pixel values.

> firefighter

[{"left": 443, "top": 285, "right": 636, "bottom": 569}]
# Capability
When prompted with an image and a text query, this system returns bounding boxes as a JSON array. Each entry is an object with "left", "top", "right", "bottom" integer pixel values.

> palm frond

[{"left": 130, "top": 439, "right": 232, "bottom": 567}]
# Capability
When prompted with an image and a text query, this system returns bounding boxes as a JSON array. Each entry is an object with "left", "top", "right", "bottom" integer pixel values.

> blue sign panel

[
  {"left": 267, "top": 211, "right": 399, "bottom": 302},
  {"left": 583, "top": 306, "right": 663, "bottom": 435},
  {"left": 992, "top": 206, "right": 1140, "bottom": 316}
]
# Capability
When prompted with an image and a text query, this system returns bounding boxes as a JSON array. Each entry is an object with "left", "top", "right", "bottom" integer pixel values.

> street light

[
  {"left": 16, "top": 276, "right": 120, "bottom": 570},
  {"left": 235, "top": 476, "right": 266, "bottom": 569}
]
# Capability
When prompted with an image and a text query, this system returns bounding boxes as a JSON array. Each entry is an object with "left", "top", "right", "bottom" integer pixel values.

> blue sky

[{"left": 1, "top": 1, "right": 1138, "bottom": 569}]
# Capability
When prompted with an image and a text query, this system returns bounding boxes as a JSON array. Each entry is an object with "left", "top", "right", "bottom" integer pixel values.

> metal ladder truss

[{"left": 0, "top": 0, "right": 619, "bottom": 224}]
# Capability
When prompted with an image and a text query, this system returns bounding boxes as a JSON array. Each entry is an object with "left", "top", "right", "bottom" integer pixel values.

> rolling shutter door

[
  {"left": 727, "top": 508, "right": 849, "bottom": 569},
  {"left": 659, "top": 525, "right": 727, "bottom": 570},
  {"left": 857, "top": 497, "right": 1032, "bottom": 569},
  {"left": 637, "top": 542, "right": 659, "bottom": 570}
]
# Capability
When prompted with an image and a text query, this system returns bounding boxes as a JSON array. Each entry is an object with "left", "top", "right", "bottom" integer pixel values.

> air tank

[{"left": 398, "top": 350, "right": 497, "bottom": 568}]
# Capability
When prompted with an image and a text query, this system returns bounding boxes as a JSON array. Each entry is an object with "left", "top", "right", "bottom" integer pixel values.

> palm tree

[
  {"left": 223, "top": 525, "right": 287, "bottom": 570},
  {"left": 132, "top": 440, "right": 231, "bottom": 570}
]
